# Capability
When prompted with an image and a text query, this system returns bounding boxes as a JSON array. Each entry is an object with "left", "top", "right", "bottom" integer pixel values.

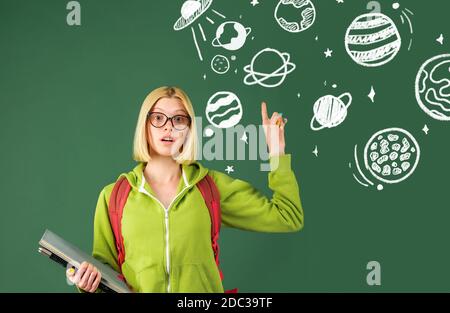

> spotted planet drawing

[
  {"left": 415, "top": 54, "right": 450, "bottom": 121},
  {"left": 243, "top": 48, "right": 296, "bottom": 88},
  {"left": 345, "top": 13, "right": 401, "bottom": 67},
  {"left": 363, "top": 128, "right": 420, "bottom": 184},
  {"left": 211, "top": 55, "right": 230, "bottom": 74}
]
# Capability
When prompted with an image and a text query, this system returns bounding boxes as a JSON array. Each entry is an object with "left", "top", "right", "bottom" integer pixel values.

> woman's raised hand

[{"left": 261, "top": 101, "right": 286, "bottom": 157}]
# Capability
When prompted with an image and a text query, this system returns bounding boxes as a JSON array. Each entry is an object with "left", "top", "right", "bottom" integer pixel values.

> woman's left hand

[{"left": 261, "top": 102, "right": 286, "bottom": 157}]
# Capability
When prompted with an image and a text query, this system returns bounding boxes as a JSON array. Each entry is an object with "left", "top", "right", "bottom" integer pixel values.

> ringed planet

[{"left": 243, "top": 48, "right": 296, "bottom": 88}]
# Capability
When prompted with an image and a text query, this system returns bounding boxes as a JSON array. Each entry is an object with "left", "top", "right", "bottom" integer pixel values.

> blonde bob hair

[{"left": 133, "top": 86, "right": 198, "bottom": 164}]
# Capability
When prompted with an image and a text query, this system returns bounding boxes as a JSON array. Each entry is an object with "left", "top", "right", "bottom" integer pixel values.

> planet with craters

[
  {"left": 211, "top": 55, "right": 230, "bottom": 74},
  {"left": 415, "top": 54, "right": 450, "bottom": 121},
  {"left": 364, "top": 128, "right": 420, "bottom": 184}
]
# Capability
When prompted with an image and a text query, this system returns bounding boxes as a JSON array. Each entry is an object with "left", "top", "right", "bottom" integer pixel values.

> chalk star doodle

[
  {"left": 422, "top": 125, "right": 429, "bottom": 135},
  {"left": 241, "top": 132, "right": 248, "bottom": 144},
  {"left": 225, "top": 166, "right": 234, "bottom": 174},
  {"left": 324, "top": 48, "right": 333, "bottom": 58},
  {"left": 368, "top": 86, "right": 376, "bottom": 103},
  {"left": 312, "top": 146, "right": 319, "bottom": 157}
]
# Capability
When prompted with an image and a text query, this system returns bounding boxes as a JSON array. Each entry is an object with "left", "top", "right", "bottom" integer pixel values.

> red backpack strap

[
  {"left": 197, "top": 174, "right": 238, "bottom": 293},
  {"left": 108, "top": 176, "right": 131, "bottom": 273},
  {"left": 197, "top": 175, "right": 221, "bottom": 270}
]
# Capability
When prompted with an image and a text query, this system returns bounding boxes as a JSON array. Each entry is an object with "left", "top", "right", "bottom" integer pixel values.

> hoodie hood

[{"left": 118, "top": 160, "right": 210, "bottom": 191}]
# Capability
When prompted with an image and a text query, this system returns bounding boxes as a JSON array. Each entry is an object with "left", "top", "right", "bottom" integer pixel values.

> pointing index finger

[{"left": 261, "top": 101, "right": 269, "bottom": 122}]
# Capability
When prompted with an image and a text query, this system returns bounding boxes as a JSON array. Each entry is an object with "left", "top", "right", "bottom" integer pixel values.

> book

[{"left": 38, "top": 229, "right": 132, "bottom": 293}]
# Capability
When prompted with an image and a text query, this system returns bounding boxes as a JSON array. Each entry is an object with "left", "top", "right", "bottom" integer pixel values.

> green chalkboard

[{"left": 1, "top": 0, "right": 449, "bottom": 292}]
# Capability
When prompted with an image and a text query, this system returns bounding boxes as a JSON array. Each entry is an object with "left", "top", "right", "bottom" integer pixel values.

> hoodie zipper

[{"left": 138, "top": 171, "right": 190, "bottom": 293}]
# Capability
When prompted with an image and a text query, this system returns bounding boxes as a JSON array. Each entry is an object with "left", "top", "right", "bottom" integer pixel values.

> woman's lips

[{"left": 161, "top": 137, "right": 175, "bottom": 145}]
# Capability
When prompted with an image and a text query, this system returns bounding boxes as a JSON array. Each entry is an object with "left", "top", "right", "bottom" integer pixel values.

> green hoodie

[{"left": 84, "top": 154, "right": 303, "bottom": 293}]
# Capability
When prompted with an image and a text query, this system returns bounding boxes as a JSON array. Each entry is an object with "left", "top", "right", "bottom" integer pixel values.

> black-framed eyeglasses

[{"left": 147, "top": 112, "right": 191, "bottom": 131}]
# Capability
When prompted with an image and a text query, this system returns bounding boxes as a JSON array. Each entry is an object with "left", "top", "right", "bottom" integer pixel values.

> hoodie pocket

[
  {"left": 135, "top": 264, "right": 167, "bottom": 293},
  {"left": 172, "top": 263, "right": 214, "bottom": 293}
]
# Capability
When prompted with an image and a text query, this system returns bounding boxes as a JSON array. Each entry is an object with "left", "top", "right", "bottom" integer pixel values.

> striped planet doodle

[
  {"left": 345, "top": 13, "right": 402, "bottom": 67},
  {"left": 310, "top": 93, "right": 352, "bottom": 131},
  {"left": 415, "top": 54, "right": 450, "bottom": 121},
  {"left": 364, "top": 128, "right": 420, "bottom": 184},
  {"left": 206, "top": 91, "right": 243, "bottom": 128}
]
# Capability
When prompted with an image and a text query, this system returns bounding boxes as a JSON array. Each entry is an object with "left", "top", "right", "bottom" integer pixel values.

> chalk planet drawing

[
  {"left": 415, "top": 54, "right": 450, "bottom": 121},
  {"left": 243, "top": 48, "right": 296, "bottom": 88},
  {"left": 212, "top": 21, "right": 251, "bottom": 51},
  {"left": 274, "top": 0, "right": 316, "bottom": 33},
  {"left": 363, "top": 128, "right": 420, "bottom": 184},
  {"left": 205, "top": 91, "right": 243, "bottom": 128},
  {"left": 345, "top": 13, "right": 402, "bottom": 67},
  {"left": 211, "top": 55, "right": 230, "bottom": 74},
  {"left": 310, "top": 93, "right": 352, "bottom": 131}
]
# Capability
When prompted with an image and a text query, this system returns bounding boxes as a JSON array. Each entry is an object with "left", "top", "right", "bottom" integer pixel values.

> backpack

[{"left": 108, "top": 174, "right": 237, "bottom": 293}]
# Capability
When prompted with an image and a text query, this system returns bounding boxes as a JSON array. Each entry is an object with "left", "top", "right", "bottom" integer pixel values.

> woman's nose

[{"left": 164, "top": 120, "right": 172, "bottom": 131}]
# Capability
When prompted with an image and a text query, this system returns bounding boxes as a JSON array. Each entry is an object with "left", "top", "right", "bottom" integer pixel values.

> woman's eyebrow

[{"left": 152, "top": 107, "right": 188, "bottom": 114}]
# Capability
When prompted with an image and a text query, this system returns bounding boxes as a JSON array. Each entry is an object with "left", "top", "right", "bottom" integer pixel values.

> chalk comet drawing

[
  {"left": 206, "top": 91, "right": 243, "bottom": 128},
  {"left": 243, "top": 48, "right": 296, "bottom": 88},
  {"left": 415, "top": 54, "right": 450, "bottom": 121},
  {"left": 212, "top": 21, "right": 252, "bottom": 51},
  {"left": 173, "top": 0, "right": 226, "bottom": 61},
  {"left": 310, "top": 93, "right": 352, "bottom": 131},
  {"left": 351, "top": 128, "right": 420, "bottom": 190},
  {"left": 274, "top": 0, "right": 316, "bottom": 33}
]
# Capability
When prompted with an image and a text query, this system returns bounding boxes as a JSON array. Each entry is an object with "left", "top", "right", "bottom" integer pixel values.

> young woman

[{"left": 67, "top": 86, "right": 304, "bottom": 293}]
